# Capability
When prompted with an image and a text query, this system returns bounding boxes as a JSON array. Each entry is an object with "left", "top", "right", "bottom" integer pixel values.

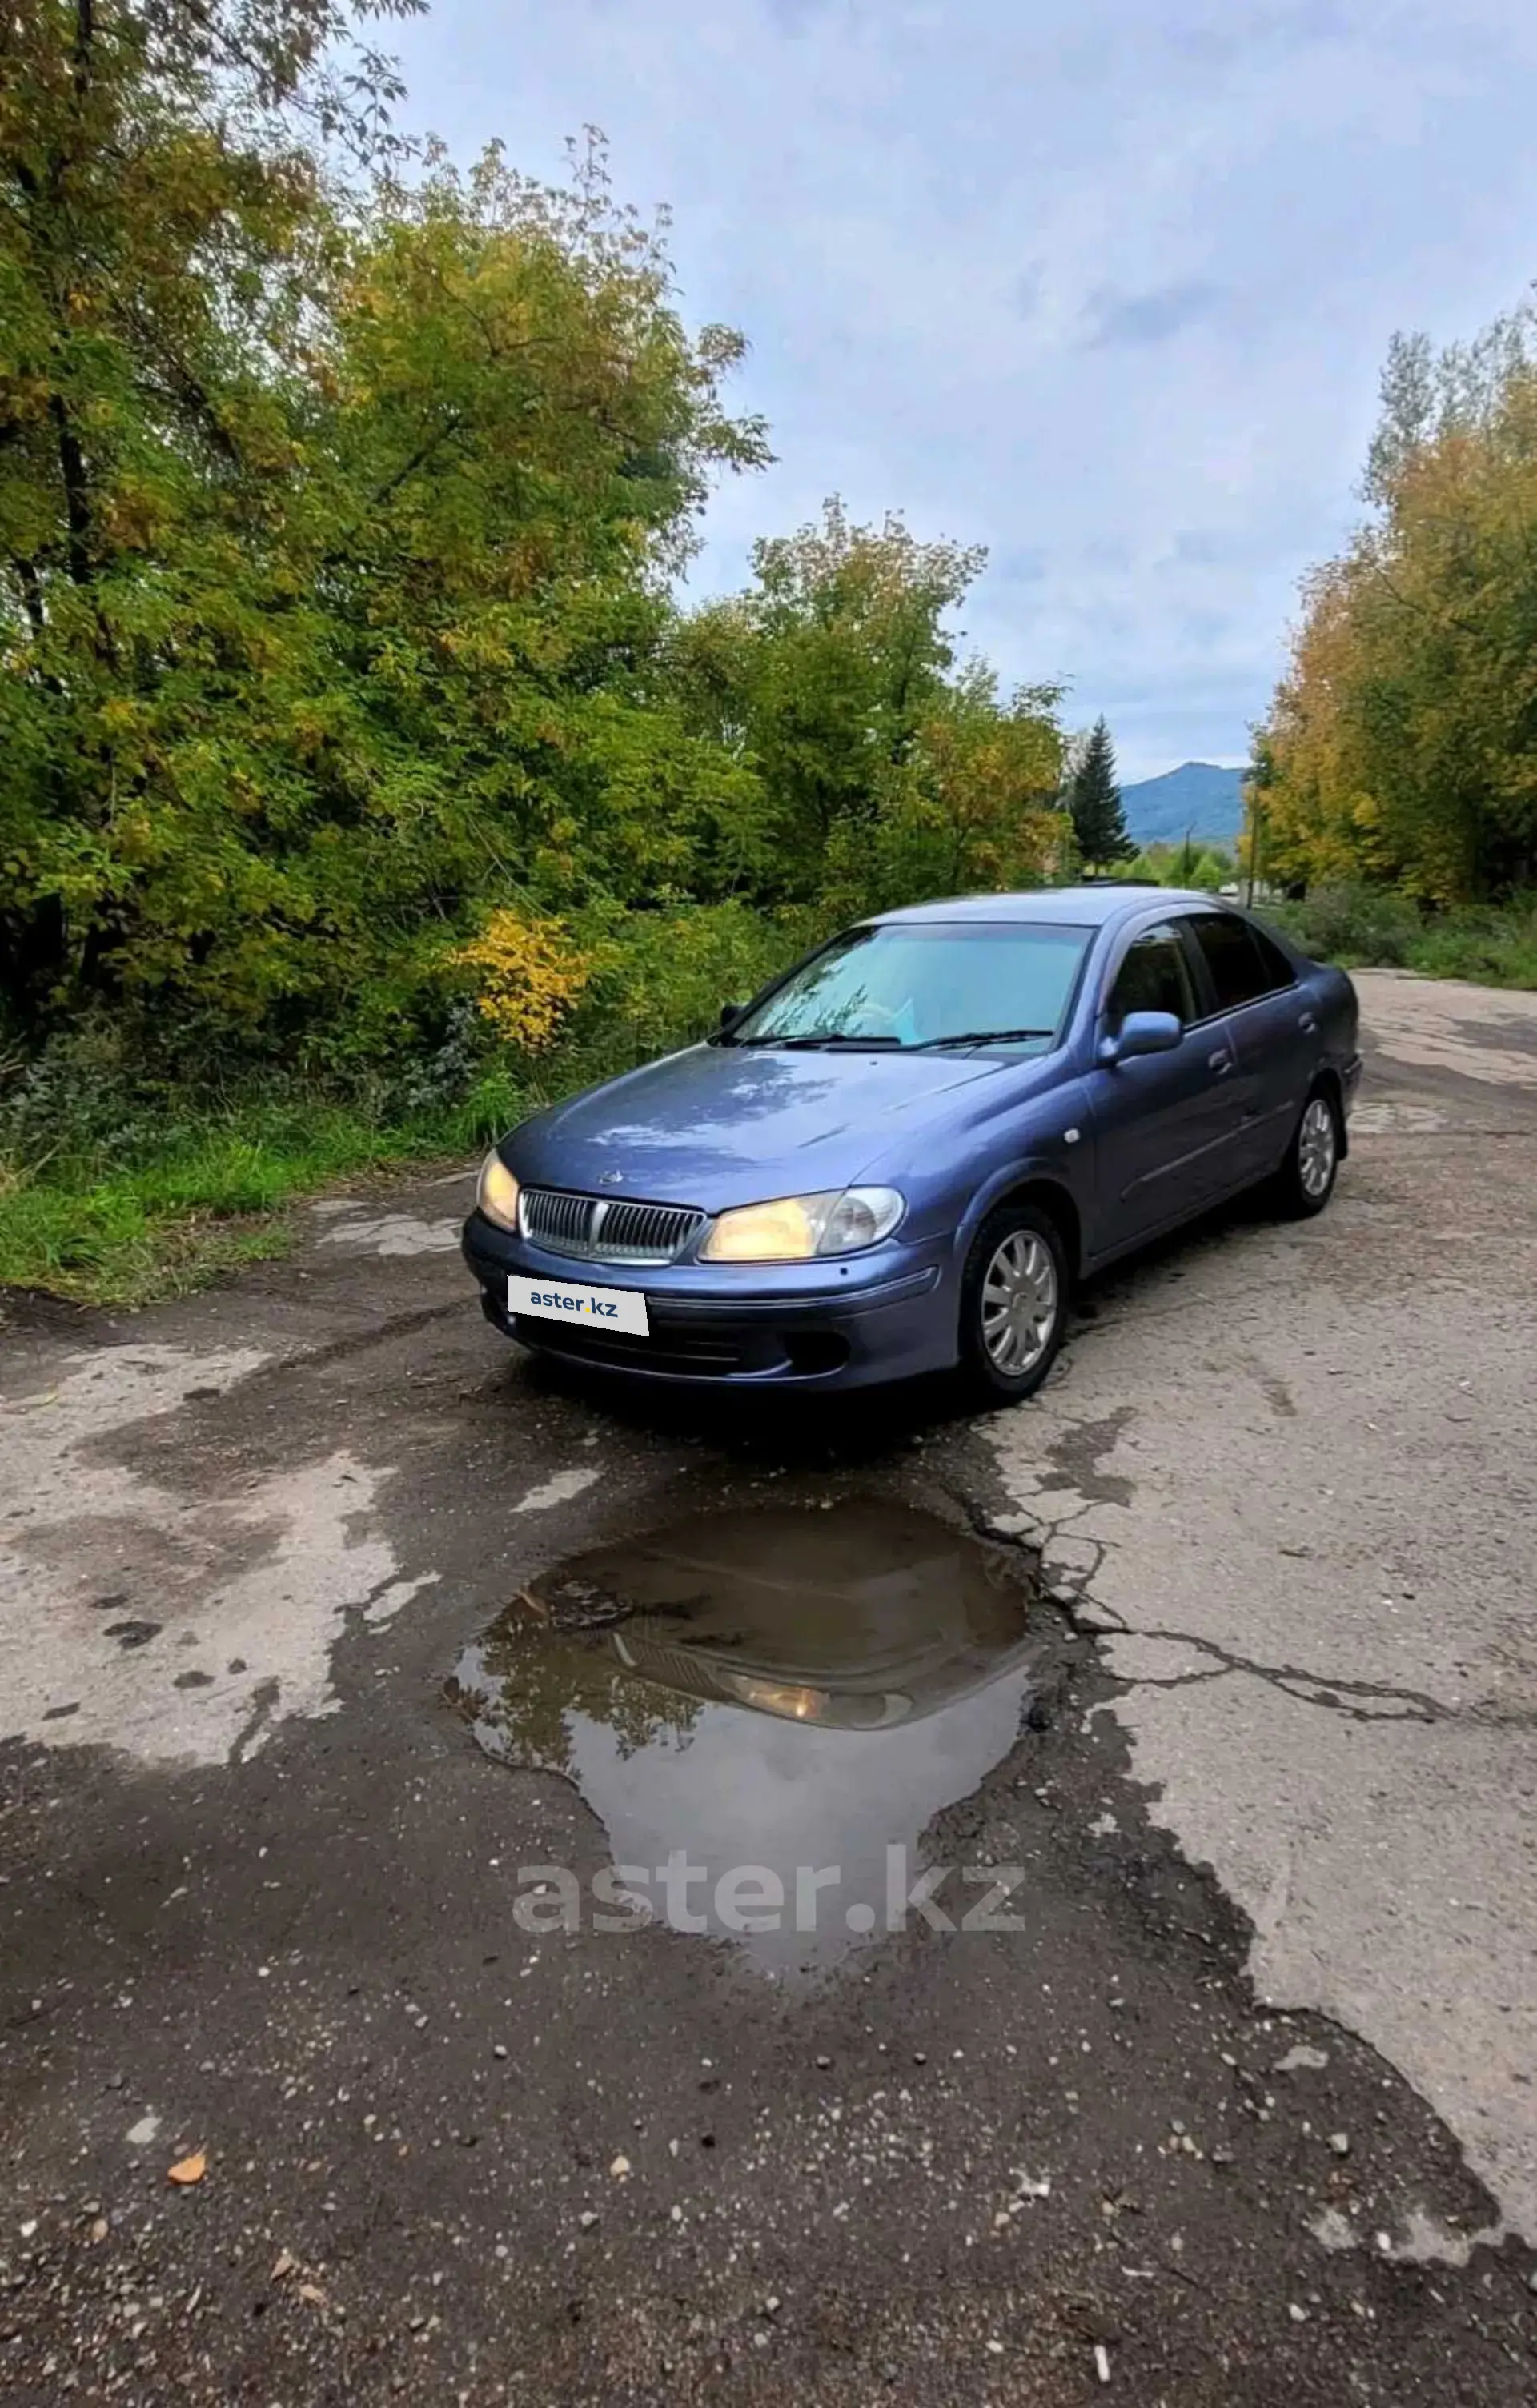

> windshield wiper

[
  {"left": 735, "top": 1031, "right": 908, "bottom": 1050},
  {"left": 915, "top": 1027, "right": 1056, "bottom": 1051}
]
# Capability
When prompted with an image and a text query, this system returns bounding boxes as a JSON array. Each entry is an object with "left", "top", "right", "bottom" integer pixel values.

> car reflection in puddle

[{"left": 447, "top": 1500, "right": 1052, "bottom": 1973}]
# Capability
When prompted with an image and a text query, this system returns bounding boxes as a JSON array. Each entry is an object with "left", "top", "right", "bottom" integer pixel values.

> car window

[
  {"left": 1106, "top": 922, "right": 1198, "bottom": 1028},
  {"left": 730, "top": 922, "right": 1094, "bottom": 1049},
  {"left": 1247, "top": 923, "right": 1298, "bottom": 992},
  {"left": 1184, "top": 912, "right": 1285, "bottom": 1012}
]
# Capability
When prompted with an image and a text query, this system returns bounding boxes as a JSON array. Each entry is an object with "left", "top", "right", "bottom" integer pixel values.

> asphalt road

[{"left": 2, "top": 972, "right": 1534, "bottom": 2404}]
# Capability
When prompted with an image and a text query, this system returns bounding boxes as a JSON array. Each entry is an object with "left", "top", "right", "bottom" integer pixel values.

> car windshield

[{"left": 729, "top": 922, "right": 1093, "bottom": 1051}]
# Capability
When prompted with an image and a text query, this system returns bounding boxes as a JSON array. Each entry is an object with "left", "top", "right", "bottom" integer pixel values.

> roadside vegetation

[
  {"left": 2, "top": 5, "right": 1532, "bottom": 1307},
  {"left": 1243, "top": 306, "right": 1537, "bottom": 963},
  {"left": 0, "top": 2, "right": 1066, "bottom": 1301}
]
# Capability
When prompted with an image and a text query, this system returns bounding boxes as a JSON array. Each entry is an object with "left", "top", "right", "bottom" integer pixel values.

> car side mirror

[{"left": 1098, "top": 1008, "right": 1182, "bottom": 1066}]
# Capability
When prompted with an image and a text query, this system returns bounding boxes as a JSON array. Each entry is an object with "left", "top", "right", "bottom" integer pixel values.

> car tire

[
  {"left": 957, "top": 1203, "right": 1069, "bottom": 1405},
  {"left": 1273, "top": 1081, "right": 1342, "bottom": 1218}
]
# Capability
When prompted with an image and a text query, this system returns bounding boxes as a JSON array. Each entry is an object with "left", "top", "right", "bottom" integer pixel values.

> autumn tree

[
  {"left": 0, "top": 2, "right": 427, "bottom": 1019},
  {"left": 1258, "top": 303, "right": 1537, "bottom": 902},
  {"left": 0, "top": 22, "right": 768, "bottom": 1054},
  {"left": 673, "top": 500, "right": 1064, "bottom": 914},
  {"left": 0, "top": 9, "right": 1070, "bottom": 1082}
]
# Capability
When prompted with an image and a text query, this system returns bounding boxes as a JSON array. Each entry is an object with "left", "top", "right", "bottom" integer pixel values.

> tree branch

[
  {"left": 49, "top": 393, "right": 93, "bottom": 587},
  {"left": 371, "top": 409, "right": 468, "bottom": 510}
]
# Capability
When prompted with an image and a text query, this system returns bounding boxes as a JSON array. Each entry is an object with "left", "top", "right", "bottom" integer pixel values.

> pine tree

[{"left": 1068, "top": 718, "right": 1135, "bottom": 868}]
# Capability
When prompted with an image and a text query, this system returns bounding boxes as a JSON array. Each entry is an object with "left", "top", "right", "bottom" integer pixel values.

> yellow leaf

[{"left": 167, "top": 2151, "right": 207, "bottom": 2186}]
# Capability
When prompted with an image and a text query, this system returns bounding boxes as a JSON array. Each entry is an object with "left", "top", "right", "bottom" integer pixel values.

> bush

[
  {"left": 1266, "top": 881, "right": 1537, "bottom": 986},
  {"left": 0, "top": 899, "right": 821, "bottom": 1304},
  {"left": 1407, "top": 892, "right": 1537, "bottom": 987},
  {"left": 1267, "top": 883, "right": 1422, "bottom": 966}
]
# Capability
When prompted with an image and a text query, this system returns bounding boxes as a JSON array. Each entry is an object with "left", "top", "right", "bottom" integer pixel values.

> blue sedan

[{"left": 461, "top": 888, "right": 1361, "bottom": 1402}]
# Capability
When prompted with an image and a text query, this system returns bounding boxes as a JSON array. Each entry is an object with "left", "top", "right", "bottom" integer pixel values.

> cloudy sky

[{"left": 388, "top": 0, "right": 1537, "bottom": 780}]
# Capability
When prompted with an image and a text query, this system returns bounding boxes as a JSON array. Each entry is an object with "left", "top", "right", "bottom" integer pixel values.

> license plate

[{"left": 506, "top": 1273, "right": 649, "bottom": 1338}]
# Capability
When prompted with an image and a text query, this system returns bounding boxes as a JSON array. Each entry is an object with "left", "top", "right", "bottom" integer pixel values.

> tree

[
  {"left": 724, "top": 499, "right": 988, "bottom": 899},
  {"left": 672, "top": 499, "right": 1069, "bottom": 916},
  {"left": 1067, "top": 718, "right": 1134, "bottom": 868},
  {"left": 0, "top": 74, "right": 770, "bottom": 1054},
  {"left": 1258, "top": 298, "right": 1537, "bottom": 902},
  {"left": 825, "top": 666, "right": 1067, "bottom": 915},
  {"left": 0, "top": 0, "right": 423, "bottom": 1028},
  {"left": 0, "top": 10, "right": 1072, "bottom": 1087}
]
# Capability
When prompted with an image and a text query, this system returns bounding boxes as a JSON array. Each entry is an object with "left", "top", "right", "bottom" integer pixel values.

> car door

[
  {"left": 1178, "top": 912, "right": 1322, "bottom": 1184},
  {"left": 1088, "top": 917, "right": 1242, "bottom": 1252}
]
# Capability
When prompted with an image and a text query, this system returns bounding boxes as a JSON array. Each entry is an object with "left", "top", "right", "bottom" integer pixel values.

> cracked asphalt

[{"left": 2, "top": 971, "right": 1535, "bottom": 2403}]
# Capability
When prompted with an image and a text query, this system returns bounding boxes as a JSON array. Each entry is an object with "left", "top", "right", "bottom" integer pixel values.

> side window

[
  {"left": 1186, "top": 912, "right": 1274, "bottom": 1013},
  {"left": 1106, "top": 923, "right": 1197, "bottom": 1028},
  {"left": 1247, "top": 923, "right": 1298, "bottom": 994}
]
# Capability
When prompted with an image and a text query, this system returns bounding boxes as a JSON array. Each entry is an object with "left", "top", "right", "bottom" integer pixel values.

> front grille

[
  {"left": 611, "top": 1633, "right": 742, "bottom": 1703},
  {"left": 519, "top": 1187, "right": 706, "bottom": 1266}
]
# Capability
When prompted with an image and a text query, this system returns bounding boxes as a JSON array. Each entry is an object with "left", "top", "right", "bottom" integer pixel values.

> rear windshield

[{"left": 730, "top": 922, "right": 1094, "bottom": 1052}]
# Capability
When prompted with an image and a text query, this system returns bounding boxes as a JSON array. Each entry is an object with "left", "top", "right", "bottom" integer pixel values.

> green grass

[{"left": 0, "top": 1072, "right": 532, "bottom": 1309}]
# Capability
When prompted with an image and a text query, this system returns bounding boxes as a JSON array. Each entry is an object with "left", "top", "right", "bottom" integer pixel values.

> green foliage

[
  {"left": 0, "top": 897, "right": 813, "bottom": 1300},
  {"left": 1258, "top": 298, "right": 1537, "bottom": 903},
  {"left": 1190, "top": 850, "right": 1230, "bottom": 892},
  {"left": 1266, "top": 883, "right": 1419, "bottom": 969},
  {"left": 2, "top": 35, "right": 771, "bottom": 1060},
  {"left": 0, "top": 6, "right": 1079, "bottom": 1301},
  {"left": 1265, "top": 883, "right": 1537, "bottom": 986},
  {"left": 1065, "top": 717, "right": 1134, "bottom": 869},
  {"left": 673, "top": 503, "right": 1066, "bottom": 914},
  {"left": 530, "top": 896, "right": 813, "bottom": 1093}
]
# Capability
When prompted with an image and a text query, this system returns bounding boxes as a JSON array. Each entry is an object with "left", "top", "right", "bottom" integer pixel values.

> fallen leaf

[
  {"left": 271, "top": 2249, "right": 298, "bottom": 2282},
  {"left": 298, "top": 2282, "right": 328, "bottom": 2308},
  {"left": 167, "top": 2152, "right": 206, "bottom": 2186}
]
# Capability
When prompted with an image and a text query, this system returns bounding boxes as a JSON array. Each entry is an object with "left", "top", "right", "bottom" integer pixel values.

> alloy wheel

[
  {"left": 981, "top": 1230, "right": 1059, "bottom": 1376},
  {"left": 1298, "top": 1096, "right": 1337, "bottom": 1199}
]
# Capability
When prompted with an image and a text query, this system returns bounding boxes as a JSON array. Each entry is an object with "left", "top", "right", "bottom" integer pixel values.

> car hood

[{"left": 504, "top": 1041, "right": 1011, "bottom": 1210}]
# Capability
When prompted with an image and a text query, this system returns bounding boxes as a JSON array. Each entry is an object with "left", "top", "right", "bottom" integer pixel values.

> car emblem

[{"left": 598, "top": 1172, "right": 624, "bottom": 1187}]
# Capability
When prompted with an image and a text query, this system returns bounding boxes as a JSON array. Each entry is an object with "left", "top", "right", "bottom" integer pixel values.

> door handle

[
  {"left": 1208, "top": 1050, "right": 1232, "bottom": 1075},
  {"left": 1298, "top": 1012, "right": 1316, "bottom": 1032}
]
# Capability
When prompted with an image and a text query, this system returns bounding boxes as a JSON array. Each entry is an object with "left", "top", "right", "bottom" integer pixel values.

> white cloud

[{"left": 390, "top": 0, "right": 1537, "bottom": 776}]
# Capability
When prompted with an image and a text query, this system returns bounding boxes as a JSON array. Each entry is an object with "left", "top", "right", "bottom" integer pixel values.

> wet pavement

[{"left": 1, "top": 976, "right": 1535, "bottom": 2403}]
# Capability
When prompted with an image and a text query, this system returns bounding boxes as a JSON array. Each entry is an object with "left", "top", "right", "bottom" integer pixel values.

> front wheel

[
  {"left": 957, "top": 1204, "right": 1069, "bottom": 1405},
  {"left": 1274, "top": 1083, "right": 1342, "bottom": 1218}
]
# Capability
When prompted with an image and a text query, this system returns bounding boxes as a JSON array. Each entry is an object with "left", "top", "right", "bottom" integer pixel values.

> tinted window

[
  {"left": 1185, "top": 912, "right": 1285, "bottom": 1012},
  {"left": 1106, "top": 923, "right": 1197, "bottom": 1028},
  {"left": 1248, "top": 924, "right": 1298, "bottom": 992}
]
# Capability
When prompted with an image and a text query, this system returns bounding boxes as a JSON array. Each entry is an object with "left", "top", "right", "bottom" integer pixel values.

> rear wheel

[
  {"left": 1274, "top": 1083, "right": 1342, "bottom": 1218},
  {"left": 958, "top": 1204, "right": 1068, "bottom": 1405}
]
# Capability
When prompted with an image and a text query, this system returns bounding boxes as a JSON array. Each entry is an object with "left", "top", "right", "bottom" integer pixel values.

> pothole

[{"left": 447, "top": 1499, "right": 1057, "bottom": 1971}]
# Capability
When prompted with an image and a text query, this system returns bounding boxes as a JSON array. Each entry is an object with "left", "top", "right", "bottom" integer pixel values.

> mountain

[{"left": 1118, "top": 762, "right": 1245, "bottom": 848}]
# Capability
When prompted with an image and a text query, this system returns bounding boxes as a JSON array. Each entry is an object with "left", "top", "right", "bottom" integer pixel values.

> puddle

[{"left": 448, "top": 1500, "right": 1051, "bottom": 1972}]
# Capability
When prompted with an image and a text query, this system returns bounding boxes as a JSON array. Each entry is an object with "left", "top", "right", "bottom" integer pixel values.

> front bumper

[{"left": 461, "top": 1213, "right": 957, "bottom": 1388}]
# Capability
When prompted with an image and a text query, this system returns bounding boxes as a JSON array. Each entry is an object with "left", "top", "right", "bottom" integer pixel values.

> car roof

[{"left": 871, "top": 886, "right": 1220, "bottom": 929}]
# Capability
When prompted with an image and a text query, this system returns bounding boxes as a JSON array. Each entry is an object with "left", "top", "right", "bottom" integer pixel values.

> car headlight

[
  {"left": 700, "top": 1186, "right": 904, "bottom": 1263},
  {"left": 476, "top": 1151, "right": 522, "bottom": 1233},
  {"left": 720, "top": 1673, "right": 831, "bottom": 1722}
]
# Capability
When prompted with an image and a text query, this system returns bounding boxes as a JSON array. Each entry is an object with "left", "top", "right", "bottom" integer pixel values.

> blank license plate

[{"left": 507, "top": 1273, "right": 649, "bottom": 1337}]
